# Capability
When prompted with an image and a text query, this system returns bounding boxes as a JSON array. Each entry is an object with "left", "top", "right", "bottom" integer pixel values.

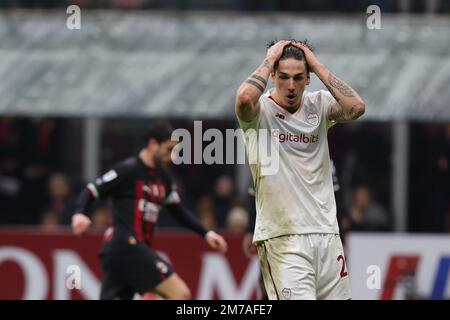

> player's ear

[
  {"left": 271, "top": 70, "right": 276, "bottom": 81},
  {"left": 306, "top": 72, "right": 310, "bottom": 85}
]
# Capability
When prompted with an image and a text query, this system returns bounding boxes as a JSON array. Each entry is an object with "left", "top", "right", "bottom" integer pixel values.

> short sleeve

[
  {"left": 236, "top": 101, "right": 262, "bottom": 132},
  {"left": 319, "top": 90, "right": 338, "bottom": 129}
]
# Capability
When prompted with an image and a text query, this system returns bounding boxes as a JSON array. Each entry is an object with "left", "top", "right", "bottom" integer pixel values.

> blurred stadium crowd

[
  {"left": 1, "top": 0, "right": 450, "bottom": 13},
  {"left": 0, "top": 0, "right": 449, "bottom": 240},
  {"left": 0, "top": 117, "right": 449, "bottom": 237}
]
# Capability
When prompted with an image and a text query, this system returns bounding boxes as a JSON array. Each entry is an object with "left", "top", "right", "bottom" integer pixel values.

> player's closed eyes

[{"left": 279, "top": 75, "right": 304, "bottom": 81}]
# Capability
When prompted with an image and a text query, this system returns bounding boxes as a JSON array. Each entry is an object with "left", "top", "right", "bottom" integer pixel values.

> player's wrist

[
  {"left": 263, "top": 56, "right": 276, "bottom": 69},
  {"left": 72, "top": 213, "right": 86, "bottom": 220},
  {"left": 204, "top": 230, "right": 215, "bottom": 239},
  {"left": 310, "top": 62, "right": 325, "bottom": 74},
  {"left": 72, "top": 213, "right": 90, "bottom": 225}
]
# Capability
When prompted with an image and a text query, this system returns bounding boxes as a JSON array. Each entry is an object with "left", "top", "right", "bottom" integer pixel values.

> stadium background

[{"left": 0, "top": 0, "right": 449, "bottom": 300}]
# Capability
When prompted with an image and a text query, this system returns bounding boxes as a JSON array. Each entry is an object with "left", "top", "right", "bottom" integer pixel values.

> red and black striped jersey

[{"left": 85, "top": 156, "right": 180, "bottom": 246}]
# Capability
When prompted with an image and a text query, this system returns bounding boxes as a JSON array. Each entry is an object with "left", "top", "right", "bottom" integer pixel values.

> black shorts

[{"left": 99, "top": 239, "right": 174, "bottom": 300}]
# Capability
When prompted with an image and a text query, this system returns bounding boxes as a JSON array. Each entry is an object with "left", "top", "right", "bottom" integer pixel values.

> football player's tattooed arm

[
  {"left": 321, "top": 70, "right": 365, "bottom": 123},
  {"left": 291, "top": 41, "right": 365, "bottom": 123},
  {"left": 235, "top": 40, "right": 291, "bottom": 122}
]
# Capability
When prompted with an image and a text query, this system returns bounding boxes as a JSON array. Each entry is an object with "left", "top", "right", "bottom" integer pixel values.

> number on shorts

[{"left": 337, "top": 255, "right": 348, "bottom": 278}]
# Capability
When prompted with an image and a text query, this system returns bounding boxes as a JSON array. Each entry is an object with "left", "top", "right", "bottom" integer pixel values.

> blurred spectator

[
  {"left": 225, "top": 206, "right": 249, "bottom": 235},
  {"left": 1, "top": 0, "right": 448, "bottom": 12},
  {"left": 40, "top": 210, "right": 61, "bottom": 231},
  {"left": 90, "top": 206, "right": 112, "bottom": 233},
  {"left": 409, "top": 123, "right": 450, "bottom": 232},
  {"left": 368, "top": 0, "right": 398, "bottom": 13},
  {"left": 343, "top": 186, "right": 391, "bottom": 232},
  {"left": 41, "top": 173, "right": 75, "bottom": 226},
  {"left": 242, "top": 187, "right": 258, "bottom": 258},
  {"left": 111, "top": 0, "right": 144, "bottom": 8},
  {"left": 21, "top": 118, "right": 62, "bottom": 224},
  {"left": 430, "top": 124, "right": 450, "bottom": 232},
  {"left": 198, "top": 210, "right": 217, "bottom": 231},
  {"left": 212, "top": 175, "right": 237, "bottom": 228},
  {"left": 399, "top": 0, "right": 443, "bottom": 13},
  {"left": 0, "top": 118, "right": 22, "bottom": 224},
  {"left": 195, "top": 195, "right": 217, "bottom": 230},
  {"left": 0, "top": 117, "right": 64, "bottom": 225}
]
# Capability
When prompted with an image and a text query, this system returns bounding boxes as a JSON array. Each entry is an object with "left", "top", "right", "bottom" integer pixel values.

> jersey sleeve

[
  {"left": 86, "top": 163, "right": 130, "bottom": 200},
  {"left": 236, "top": 97, "right": 263, "bottom": 132},
  {"left": 318, "top": 90, "right": 338, "bottom": 129}
]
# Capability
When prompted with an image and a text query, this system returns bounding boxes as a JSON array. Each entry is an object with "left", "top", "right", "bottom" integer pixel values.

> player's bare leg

[{"left": 154, "top": 273, "right": 191, "bottom": 299}]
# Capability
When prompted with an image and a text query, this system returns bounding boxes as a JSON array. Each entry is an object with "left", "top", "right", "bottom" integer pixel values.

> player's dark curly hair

[
  {"left": 267, "top": 39, "right": 314, "bottom": 73},
  {"left": 143, "top": 120, "right": 174, "bottom": 145}
]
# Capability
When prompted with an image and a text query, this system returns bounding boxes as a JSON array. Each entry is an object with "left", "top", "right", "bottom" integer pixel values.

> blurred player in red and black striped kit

[{"left": 71, "top": 121, "right": 228, "bottom": 300}]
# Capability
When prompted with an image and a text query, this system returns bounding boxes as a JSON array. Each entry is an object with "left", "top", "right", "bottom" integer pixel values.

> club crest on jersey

[
  {"left": 306, "top": 112, "right": 319, "bottom": 126},
  {"left": 275, "top": 113, "right": 285, "bottom": 120},
  {"left": 281, "top": 288, "right": 291, "bottom": 300},
  {"left": 128, "top": 236, "right": 137, "bottom": 245},
  {"left": 96, "top": 170, "right": 118, "bottom": 185},
  {"left": 142, "top": 184, "right": 166, "bottom": 200},
  {"left": 156, "top": 261, "right": 169, "bottom": 274}
]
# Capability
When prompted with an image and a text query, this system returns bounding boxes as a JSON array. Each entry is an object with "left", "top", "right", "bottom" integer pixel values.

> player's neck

[{"left": 139, "top": 149, "right": 156, "bottom": 169}]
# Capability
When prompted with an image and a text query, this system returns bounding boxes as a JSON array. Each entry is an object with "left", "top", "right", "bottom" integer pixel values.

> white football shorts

[{"left": 257, "top": 233, "right": 351, "bottom": 300}]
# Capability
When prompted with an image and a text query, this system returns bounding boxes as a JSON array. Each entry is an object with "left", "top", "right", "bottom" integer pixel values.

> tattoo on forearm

[
  {"left": 251, "top": 74, "right": 267, "bottom": 86},
  {"left": 330, "top": 108, "right": 344, "bottom": 121},
  {"left": 245, "top": 79, "right": 265, "bottom": 93},
  {"left": 330, "top": 103, "right": 364, "bottom": 122},
  {"left": 324, "top": 83, "right": 341, "bottom": 102},
  {"left": 348, "top": 105, "right": 356, "bottom": 118},
  {"left": 256, "top": 60, "right": 272, "bottom": 74},
  {"left": 349, "top": 103, "right": 365, "bottom": 118},
  {"left": 328, "top": 73, "right": 355, "bottom": 97}
]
